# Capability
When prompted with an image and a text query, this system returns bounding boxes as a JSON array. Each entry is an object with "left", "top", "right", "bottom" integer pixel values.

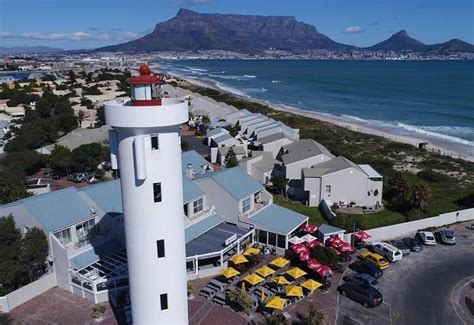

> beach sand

[{"left": 181, "top": 76, "right": 474, "bottom": 162}]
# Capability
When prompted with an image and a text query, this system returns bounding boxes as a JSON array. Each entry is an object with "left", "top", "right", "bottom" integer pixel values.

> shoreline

[{"left": 181, "top": 76, "right": 474, "bottom": 162}]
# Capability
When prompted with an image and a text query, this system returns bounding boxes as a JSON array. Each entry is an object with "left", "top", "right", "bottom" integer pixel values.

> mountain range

[{"left": 97, "top": 9, "right": 474, "bottom": 54}]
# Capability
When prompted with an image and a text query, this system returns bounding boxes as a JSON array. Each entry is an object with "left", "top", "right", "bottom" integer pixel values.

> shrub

[
  {"left": 310, "top": 246, "right": 338, "bottom": 266},
  {"left": 417, "top": 169, "right": 453, "bottom": 183},
  {"left": 406, "top": 209, "right": 426, "bottom": 221},
  {"left": 456, "top": 193, "right": 474, "bottom": 208}
]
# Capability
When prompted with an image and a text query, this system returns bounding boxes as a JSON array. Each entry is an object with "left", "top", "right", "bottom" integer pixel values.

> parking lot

[{"left": 337, "top": 222, "right": 474, "bottom": 325}]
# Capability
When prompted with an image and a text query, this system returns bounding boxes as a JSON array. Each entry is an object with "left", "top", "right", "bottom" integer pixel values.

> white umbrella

[
  {"left": 288, "top": 236, "right": 304, "bottom": 244},
  {"left": 301, "top": 234, "right": 317, "bottom": 242}
]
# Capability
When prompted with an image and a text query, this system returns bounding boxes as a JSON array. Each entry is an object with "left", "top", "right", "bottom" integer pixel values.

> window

[
  {"left": 153, "top": 183, "right": 162, "bottom": 203},
  {"left": 268, "top": 232, "right": 277, "bottom": 246},
  {"left": 54, "top": 228, "right": 71, "bottom": 245},
  {"left": 160, "top": 293, "right": 168, "bottom": 310},
  {"left": 374, "top": 189, "right": 379, "bottom": 196},
  {"left": 325, "top": 185, "right": 332, "bottom": 194},
  {"left": 277, "top": 235, "right": 286, "bottom": 249},
  {"left": 157, "top": 240, "right": 165, "bottom": 258},
  {"left": 76, "top": 219, "right": 95, "bottom": 240},
  {"left": 151, "top": 136, "right": 159, "bottom": 150},
  {"left": 257, "top": 230, "right": 267, "bottom": 244},
  {"left": 242, "top": 197, "right": 251, "bottom": 213},
  {"left": 193, "top": 198, "right": 204, "bottom": 214}
]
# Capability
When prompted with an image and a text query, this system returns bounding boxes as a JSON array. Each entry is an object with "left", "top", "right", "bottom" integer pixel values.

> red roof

[{"left": 129, "top": 64, "right": 163, "bottom": 85}]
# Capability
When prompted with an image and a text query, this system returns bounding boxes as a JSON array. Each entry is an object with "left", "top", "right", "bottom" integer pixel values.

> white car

[{"left": 419, "top": 231, "right": 436, "bottom": 245}]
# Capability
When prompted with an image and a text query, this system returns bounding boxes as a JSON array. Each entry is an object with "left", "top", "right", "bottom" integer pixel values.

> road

[{"left": 337, "top": 223, "right": 474, "bottom": 325}]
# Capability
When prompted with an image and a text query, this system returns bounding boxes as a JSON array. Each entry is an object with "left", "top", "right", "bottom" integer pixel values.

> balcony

[{"left": 239, "top": 189, "right": 273, "bottom": 220}]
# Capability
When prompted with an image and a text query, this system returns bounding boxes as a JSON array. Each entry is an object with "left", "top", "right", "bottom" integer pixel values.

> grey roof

[
  {"left": 218, "top": 146, "right": 247, "bottom": 156},
  {"left": 259, "top": 132, "right": 288, "bottom": 145},
  {"left": 358, "top": 164, "right": 383, "bottom": 178},
  {"left": 252, "top": 152, "right": 280, "bottom": 172},
  {"left": 207, "top": 127, "right": 228, "bottom": 138},
  {"left": 212, "top": 133, "right": 234, "bottom": 144},
  {"left": 280, "top": 139, "right": 334, "bottom": 165},
  {"left": 43, "top": 125, "right": 110, "bottom": 152},
  {"left": 318, "top": 224, "right": 345, "bottom": 235},
  {"left": 303, "top": 156, "right": 362, "bottom": 178},
  {"left": 186, "top": 222, "right": 248, "bottom": 256},
  {"left": 250, "top": 204, "right": 308, "bottom": 235},
  {"left": 194, "top": 167, "right": 263, "bottom": 201}
]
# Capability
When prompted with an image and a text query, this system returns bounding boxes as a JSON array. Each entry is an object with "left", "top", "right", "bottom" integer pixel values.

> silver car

[{"left": 440, "top": 229, "right": 456, "bottom": 245}]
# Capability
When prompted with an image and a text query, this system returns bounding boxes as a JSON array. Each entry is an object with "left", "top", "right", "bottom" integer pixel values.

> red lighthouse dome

[{"left": 129, "top": 64, "right": 163, "bottom": 106}]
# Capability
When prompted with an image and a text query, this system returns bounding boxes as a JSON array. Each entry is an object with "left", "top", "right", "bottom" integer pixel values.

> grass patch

[{"left": 274, "top": 196, "right": 325, "bottom": 225}]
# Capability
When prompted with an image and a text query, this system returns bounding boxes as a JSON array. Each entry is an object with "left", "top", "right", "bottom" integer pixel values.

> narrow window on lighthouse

[
  {"left": 160, "top": 293, "right": 168, "bottom": 310},
  {"left": 151, "top": 135, "right": 159, "bottom": 150},
  {"left": 153, "top": 183, "right": 162, "bottom": 202},
  {"left": 157, "top": 239, "right": 165, "bottom": 258}
]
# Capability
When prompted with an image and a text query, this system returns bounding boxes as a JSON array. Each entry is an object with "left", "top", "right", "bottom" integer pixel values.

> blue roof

[
  {"left": 183, "top": 176, "right": 205, "bottom": 204},
  {"left": 207, "top": 128, "right": 227, "bottom": 137},
  {"left": 21, "top": 187, "right": 93, "bottom": 232},
  {"left": 205, "top": 167, "right": 263, "bottom": 201},
  {"left": 69, "top": 240, "right": 122, "bottom": 270},
  {"left": 185, "top": 214, "right": 224, "bottom": 244},
  {"left": 83, "top": 179, "right": 123, "bottom": 215},
  {"left": 250, "top": 204, "right": 308, "bottom": 235},
  {"left": 181, "top": 150, "right": 210, "bottom": 174}
]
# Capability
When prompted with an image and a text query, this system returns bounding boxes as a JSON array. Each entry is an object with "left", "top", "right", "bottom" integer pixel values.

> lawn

[
  {"left": 334, "top": 209, "right": 407, "bottom": 231},
  {"left": 273, "top": 196, "right": 325, "bottom": 225}
]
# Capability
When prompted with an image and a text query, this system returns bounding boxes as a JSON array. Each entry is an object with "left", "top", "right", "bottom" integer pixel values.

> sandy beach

[{"left": 180, "top": 76, "right": 474, "bottom": 162}]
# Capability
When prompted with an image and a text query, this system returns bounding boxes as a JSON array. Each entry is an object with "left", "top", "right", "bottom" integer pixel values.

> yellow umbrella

[
  {"left": 285, "top": 285, "right": 304, "bottom": 297},
  {"left": 243, "top": 247, "right": 261, "bottom": 256},
  {"left": 243, "top": 273, "right": 265, "bottom": 286},
  {"left": 286, "top": 267, "right": 307, "bottom": 280},
  {"left": 261, "top": 287, "right": 265, "bottom": 301},
  {"left": 269, "top": 257, "right": 290, "bottom": 269},
  {"left": 300, "top": 279, "right": 323, "bottom": 293},
  {"left": 265, "top": 296, "right": 287, "bottom": 310},
  {"left": 256, "top": 265, "right": 276, "bottom": 278},
  {"left": 241, "top": 281, "right": 246, "bottom": 292},
  {"left": 230, "top": 254, "right": 249, "bottom": 265},
  {"left": 272, "top": 276, "right": 291, "bottom": 285},
  {"left": 221, "top": 267, "right": 241, "bottom": 279}
]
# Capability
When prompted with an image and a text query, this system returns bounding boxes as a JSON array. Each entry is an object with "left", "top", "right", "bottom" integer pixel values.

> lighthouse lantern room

[{"left": 129, "top": 64, "right": 163, "bottom": 106}]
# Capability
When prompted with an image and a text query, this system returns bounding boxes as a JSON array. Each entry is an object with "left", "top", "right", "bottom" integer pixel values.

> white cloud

[
  {"left": 0, "top": 31, "right": 142, "bottom": 42},
  {"left": 342, "top": 26, "right": 365, "bottom": 34}
]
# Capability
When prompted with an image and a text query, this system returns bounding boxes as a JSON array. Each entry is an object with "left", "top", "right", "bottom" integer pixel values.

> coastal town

[{"left": 0, "top": 52, "right": 473, "bottom": 325}]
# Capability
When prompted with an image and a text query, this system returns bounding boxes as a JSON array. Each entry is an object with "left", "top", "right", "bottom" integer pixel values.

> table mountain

[{"left": 97, "top": 9, "right": 351, "bottom": 52}]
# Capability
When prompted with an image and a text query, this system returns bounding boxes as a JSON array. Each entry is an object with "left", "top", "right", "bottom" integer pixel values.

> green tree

[
  {"left": 457, "top": 192, "right": 474, "bottom": 208},
  {"left": 75, "top": 110, "right": 87, "bottom": 128},
  {"left": 310, "top": 246, "right": 338, "bottom": 267},
  {"left": 411, "top": 184, "right": 431, "bottom": 212},
  {"left": 50, "top": 145, "right": 73, "bottom": 175},
  {"left": 21, "top": 228, "right": 48, "bottom": 282},
  {"left": 224, "top": 147, "right": 238, "bottom": 168},
  {"left": 71, "top": 143, "right": 108, "bottom": 171},
  {"left": 270, "top": 175, "right": 288, "bottom": 196},
  {"left": 0, "top": 215, "right": 23, "bottom": 288},
  {"left": 228, "top": 290, "right": 254, "bottom": 314},
  {"left": 300, "top": 306, "right": 325, "bottom": 325}
]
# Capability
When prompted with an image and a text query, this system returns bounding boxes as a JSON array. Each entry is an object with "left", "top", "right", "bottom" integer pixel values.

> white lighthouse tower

[{"left": 105, "top": 65, "right": 189, "bottom": 324}]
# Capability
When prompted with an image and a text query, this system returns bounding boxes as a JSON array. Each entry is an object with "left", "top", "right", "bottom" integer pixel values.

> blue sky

[{"left": 0, "top": 0, "right": 472, "bottom": 49}]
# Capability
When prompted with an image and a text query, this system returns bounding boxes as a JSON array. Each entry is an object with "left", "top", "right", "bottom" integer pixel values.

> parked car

[
  {"left": 73, "top": 172, "right": 95, "bottom": 183},
  {"left": 370, "top": 242, "right": 403, "bottom": 262},
  {"left": 355, "top": 240, "right": 369, "bottom": 250},
  {"left": 343, "top": 273, "right": 378, "bottom": 286},
  {"left": 403, "top": 237, "right": 423, "bottom": 252},
  {"left": 389, "top": 239, "right": 411, "bottom": 256},
  {"left": 349, "top": 261, "right": 383, "bottom": 278},
  {"left": 419, "top": 231, "right": 436, "bottom": 245},
  {"left": 337, "top": 281, "right": 383, "bottom": 308},
  {"left": 86, "top": 175, "right": 101, "bottom": 184},
  {"left": 358, "top": 251, "right": 390, "bottom": 270},
  {"left": 439, "top": 229, "right": 456, "bottom": 245}
]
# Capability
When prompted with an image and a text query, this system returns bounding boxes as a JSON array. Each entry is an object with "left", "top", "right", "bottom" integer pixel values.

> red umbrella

[
  {"left": 306, "top": 239, "right": 323, "bottom": 248},
  {"left": 307, "top": 259, "right": 322, "bottom": 270},
  {"left": 329, "top": 247, "right": 341, "bottom": 255},
  {"left": 354, "top": 230, "right": 371, "bottom": 240},
  {"left": 299, "top": 251, "right": 310, "bottom": 261},
  {"left": 317, "top": 265, "right": 335, "bottom": 277},
  {"left": 303, "top": 224, "right": 318, "bottom": 233},
  {"left": 292, "top": 243, "right": 309, "bottom": 254},
  {"left": 338, "top": 242, "right": 355, "bottom": 253}
]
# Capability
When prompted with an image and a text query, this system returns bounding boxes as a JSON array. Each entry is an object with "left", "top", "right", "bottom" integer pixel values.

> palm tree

[
  {"left": 411, "top": 184, "right": 431, "bottom": 212},
  {"left": 260, "top": 313, "right": 287, "bottom": 325},
  {"left": 75, "top": 110, "right": 87, "bottom": 128},
  {"left": 389, "top": 172, "right": 410, "bottom": 196},
  {"left": 300, "top": 306, "right": 326, "bottom": 325}
]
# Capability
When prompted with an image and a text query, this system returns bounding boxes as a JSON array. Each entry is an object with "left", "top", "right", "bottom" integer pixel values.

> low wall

[
  {"left": 0, "top": 272, "right": 57, "bottom": 313},
  {"left": 357, "top": 208, "right": 474, "bottom": 241}
]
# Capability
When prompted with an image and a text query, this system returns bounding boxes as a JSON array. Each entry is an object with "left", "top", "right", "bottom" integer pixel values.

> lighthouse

[{"left": 105, "top": 65, "right": 189, "bottom": 324}]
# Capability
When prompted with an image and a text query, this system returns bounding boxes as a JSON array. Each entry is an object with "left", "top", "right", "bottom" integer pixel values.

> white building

[{"left": 105, "top": 65, "right": 188, "bottom": 324}]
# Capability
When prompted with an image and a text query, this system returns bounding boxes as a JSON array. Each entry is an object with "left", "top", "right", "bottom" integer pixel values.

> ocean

[{"left": 158, "top": 60, "right": 474, "bottom": 157}]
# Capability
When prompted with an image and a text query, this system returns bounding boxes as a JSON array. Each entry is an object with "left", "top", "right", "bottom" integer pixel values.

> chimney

[{"left": 186, "top": 163, "right": 194, "bottom": 179}]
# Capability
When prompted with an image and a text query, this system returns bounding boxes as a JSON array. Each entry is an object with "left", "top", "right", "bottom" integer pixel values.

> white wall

[
  {"left": 0, "top": 273, "right": 57, "bottom": 312},
  {"left": 355, "top": 208, "right": 474, "bottom": 241}
]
